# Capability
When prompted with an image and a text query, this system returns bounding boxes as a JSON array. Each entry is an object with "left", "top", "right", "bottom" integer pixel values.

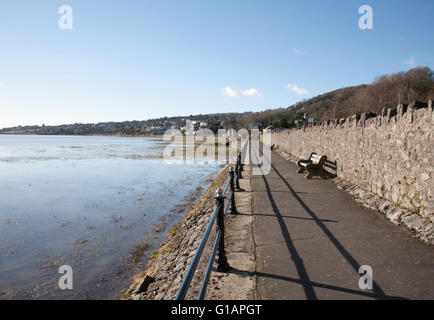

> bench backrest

[{"left": 309, "top": 153, "right": 327, "bottom": 165}]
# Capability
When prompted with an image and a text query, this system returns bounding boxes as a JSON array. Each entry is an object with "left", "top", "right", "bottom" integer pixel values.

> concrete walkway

[{"left": 251, "top": 151, "right": 434, "bottom": 300}]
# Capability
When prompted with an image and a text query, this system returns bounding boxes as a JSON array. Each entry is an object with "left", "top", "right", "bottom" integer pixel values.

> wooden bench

[{"left": 297, "top": 152, "right": 328, "bottom": 179}]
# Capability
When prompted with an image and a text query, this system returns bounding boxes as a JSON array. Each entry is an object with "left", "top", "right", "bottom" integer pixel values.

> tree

[
  {"left": 294, "top": 112, "right": 304, "bottom": 121},
  {"left": 370, "top": 75, "right": 393, "bottom": 110},
  {"left": 392, "top": 73, "right": 408, "bottom": 105},
  {"left": 279, "top": 118, "right": 289, "bottom": 128}
]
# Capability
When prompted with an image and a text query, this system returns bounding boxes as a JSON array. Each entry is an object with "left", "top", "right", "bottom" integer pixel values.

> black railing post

[
  {"left": 235, "top": 158, "right": 241, "bottom": 190},
  {"left": 239, "top": 152, "right": 244, "bottom": 172},
  {"left": 237, "top": 154, "right": 243, "bottom": 179},
  {"left": 213, "top": 189, "right": 230, "bottom": 272},
  {"left": 229, "top": 167, "right": 237, "bottom": 215}
]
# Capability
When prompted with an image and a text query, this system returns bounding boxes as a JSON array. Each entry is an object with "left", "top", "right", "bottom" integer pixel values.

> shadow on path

[
  {"left": 269, "top": 162, "right": 392, "bottom": 299},
  {"left": 230, "top": 267, "right": 406, "bottom": 300},
  {"left": 237, "top": 212, "right": 337, "bottom": 223},
  {"left": 259, "top": 170, "right": 318, "bottom": 300}
]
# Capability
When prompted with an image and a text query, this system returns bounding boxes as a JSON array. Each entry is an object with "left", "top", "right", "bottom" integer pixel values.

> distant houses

[{"left": 0, "top": 113, "right": 241, "bottom": 136}]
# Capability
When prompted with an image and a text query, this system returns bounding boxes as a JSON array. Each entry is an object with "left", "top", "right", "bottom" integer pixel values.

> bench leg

[
  {"left": 305, "top": 164, "right": 315, "bottom": 179},
  {"left": 305, "top": 167, "right": 327, "bottom": 179},
  {"left": 318, "top": 168, "right": 327, "bottom": 179},
  {"left": 297, "top": 160, "right": 307, "bottom": 173}
]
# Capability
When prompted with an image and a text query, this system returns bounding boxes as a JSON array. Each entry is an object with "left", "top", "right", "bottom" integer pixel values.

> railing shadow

[
  {"left": 269, "top": 162, "right": 394, "bottom": 300},
  {"left": 259, "top": 169, "right": 318, "bottom": 300},
  {"left": 251, "top": 143, "right": 408, "bottom": 300},
  {"left": 229, "top": 267, "right": 407, "bottom": 300},
  {"left": 237, "top": 212, "right": 338, "bottom": 223}
]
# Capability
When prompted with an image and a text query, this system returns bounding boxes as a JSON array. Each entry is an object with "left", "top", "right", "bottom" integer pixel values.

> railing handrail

[
  {"left": 175, "top": 148, "right": 244, "bottom": 300},
  {"left": 175, "top": 200, "right": 222, "bottom": 300},
  {"left": 222, "top": 175, "right": 231, "bottom": 196}
]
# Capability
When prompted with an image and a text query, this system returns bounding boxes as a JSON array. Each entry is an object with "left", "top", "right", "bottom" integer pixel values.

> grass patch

[{"left": 381, "top": 185, "right": 386, "bottom": 196}]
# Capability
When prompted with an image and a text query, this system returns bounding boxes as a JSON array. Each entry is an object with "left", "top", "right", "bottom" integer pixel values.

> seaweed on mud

[
  {"left": 59, "top": 221, "right": 72, "bottom": 227},
  {"left": 6, "top": 218, "right": 17, "bottom": 225},
  {"left": 39, "top": 255, "right": 64, "bottom": 269},
  {"left": 154, "top": 223, "right": 168, "bottom": 233},
  {"left": 85, "top": 202, "right": 99, "bottom": 209},
  {"left": 76, "top": 238, "right": 87, "bottom": 245},
  {"left": 111, "top": 215, "right": 124, "bottom": 223},
  {"left": 132, "top": 242, "right": 152, "bottom": 263}
]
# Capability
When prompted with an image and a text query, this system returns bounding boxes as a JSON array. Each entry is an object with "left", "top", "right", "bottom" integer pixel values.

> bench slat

[
  {"left": 311, "top": 154, "right": 322, "bottom": 164},
  {"left": 297, "top": 152, "right": 329, "bottom": 179}
]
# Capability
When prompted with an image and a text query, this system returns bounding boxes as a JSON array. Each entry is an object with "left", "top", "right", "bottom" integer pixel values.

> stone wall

[{"left": 270, "top": 101, "right": 433, "bottom": 222}]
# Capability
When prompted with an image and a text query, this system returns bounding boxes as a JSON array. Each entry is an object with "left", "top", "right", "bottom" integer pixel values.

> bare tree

[
  {"left": 393, "top": 73, "right": 408, "bottom": 105},
  {"left": 370, "top": 75, "right": 393, "bottom": 110}
]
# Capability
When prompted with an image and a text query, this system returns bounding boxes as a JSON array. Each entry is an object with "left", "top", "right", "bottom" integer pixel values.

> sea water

[{"left": 0, "top": 135, "right": 222, "bottom": 299}]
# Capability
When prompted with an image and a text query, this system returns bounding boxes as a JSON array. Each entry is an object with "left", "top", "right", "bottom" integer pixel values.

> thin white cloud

[
  {"left": 221, "top": 86, "right": 239, "bottom": 97},
  {"left": 287, "top": 83, "right": 310, "bottom": 96},
  {"left": 221, "top": 86, "right": 262, "bottom": 98},
  {"left": 405, "top": 57, "right": 417, "bottom": 68},
  {"left": 293, "top": 48, "right": 305, "bottom": 55},
  {"left": 240, "top": 88, "right": 262, "bottom": 97}
]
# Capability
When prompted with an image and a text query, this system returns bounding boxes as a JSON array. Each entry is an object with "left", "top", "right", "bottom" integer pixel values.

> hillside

[
  {"left": 235, "top": 67, "right": 434, "bottom": 129},
  {"left": 0, "top": 113, "right": 243, "bottom": 136},
  {"left": 1, "top": 67, "right": 432, "bottom": 134}
]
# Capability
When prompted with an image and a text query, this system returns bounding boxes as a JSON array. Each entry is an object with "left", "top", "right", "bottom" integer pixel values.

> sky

[{"left": 0, "top": 0, "right": 433, "bottom": 129}]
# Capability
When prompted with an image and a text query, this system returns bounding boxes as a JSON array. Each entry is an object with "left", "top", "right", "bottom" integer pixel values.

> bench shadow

[{"left": 321, "top": 171, "right": 337, "bottom": 179}]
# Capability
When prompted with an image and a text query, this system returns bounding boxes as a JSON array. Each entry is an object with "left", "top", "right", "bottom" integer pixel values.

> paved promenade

[{"left": 251, "top": 151, "right": 434, "bottom": 300}]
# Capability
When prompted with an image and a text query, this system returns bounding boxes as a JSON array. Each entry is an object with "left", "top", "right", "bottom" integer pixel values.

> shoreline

[
  {"left": 0, "top": 134, "right": 227, "bottom": 299},
  {"left": 0, "top": 133, "right": 165, "bottom": 139},
  {"left": 122, "top": 165, "right": 231, "bottom": 300}
]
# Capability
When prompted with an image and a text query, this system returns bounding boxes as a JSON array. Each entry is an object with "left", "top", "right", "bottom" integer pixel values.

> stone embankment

[{"left": 124, "top": 166, "right": 231, "bottom": 300}]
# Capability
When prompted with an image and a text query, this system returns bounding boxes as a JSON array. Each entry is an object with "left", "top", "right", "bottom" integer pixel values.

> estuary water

[{"left": 0, "top": 135, "right": 223, "bottom": 299}]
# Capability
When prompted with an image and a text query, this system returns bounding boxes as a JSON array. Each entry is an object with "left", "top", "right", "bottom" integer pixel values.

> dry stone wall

[{"left": 271, "top": 101, "right": 433, "bottom": 222}]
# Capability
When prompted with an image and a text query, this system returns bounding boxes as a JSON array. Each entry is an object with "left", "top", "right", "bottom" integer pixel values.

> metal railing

[{"left": 175, "top": 150, "right": 244, "bottom": 300}]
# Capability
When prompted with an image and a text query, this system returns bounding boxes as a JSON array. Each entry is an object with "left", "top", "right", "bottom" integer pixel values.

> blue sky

[{"left": 0, "top": 0, "right": 433, "bottom": 128}]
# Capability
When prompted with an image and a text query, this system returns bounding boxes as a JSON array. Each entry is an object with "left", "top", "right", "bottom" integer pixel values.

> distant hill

[
  {"left": 0, "top": 113, "right": 242, "bottom": 136},
  {"left": 1, "top": 67, "right": 432, "bottom": 134},
  {"left": 234, "top": 67, "right": 434, "bottom": 129}
]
